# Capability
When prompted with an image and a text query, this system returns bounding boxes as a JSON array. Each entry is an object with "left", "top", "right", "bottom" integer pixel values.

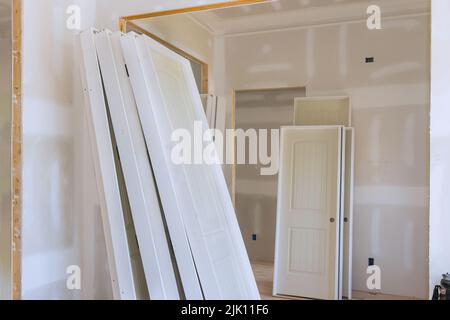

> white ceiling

[
  {"left": 210, "top": 0, "right": 370, "bottom": 20},
  {"left": 188, "top": 0, "right": 430, "bottom": 36}
]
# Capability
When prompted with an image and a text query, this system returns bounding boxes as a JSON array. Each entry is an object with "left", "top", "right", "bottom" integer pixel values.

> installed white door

[{"left": 274, "top": 126, "right": 343, "bottom": 300}]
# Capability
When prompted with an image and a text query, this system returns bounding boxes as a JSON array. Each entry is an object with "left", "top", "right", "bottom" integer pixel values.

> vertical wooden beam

[
  {"left": 118, "top": 17, "right": 126, "bottom": 33},
  {"left": 201, "top": 64, "right": 209, "bottom": 95},
  {"left": 12, "top": 0, "right": 22, "bottom": 300}
]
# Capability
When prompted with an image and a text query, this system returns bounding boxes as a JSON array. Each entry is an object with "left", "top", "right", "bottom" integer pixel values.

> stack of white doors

[
  {"left": 77, "top": 29, "right": 259, "bottom": 300},
  {"left": 273, "top": 96, "right": 355, "bottom": 300}
]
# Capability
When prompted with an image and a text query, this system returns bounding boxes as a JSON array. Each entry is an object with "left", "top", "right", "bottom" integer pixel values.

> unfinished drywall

[
  {"left": 235, "top": 87, "right": 306, "bottom": 262},
  {"left": 21, "top": 0, "right": 226, "bottom": 300},
  {"left": 429, "top": 0, "right": 450, "bottom": 298},
  {"left": 0, "top": 0, "right": 12, "bottom": 300},
  {"left": 218, "top": 11, "right": 430, "bottom": 298},
  {"left": 22, "top": 0, "right": 83, "bottom": 299}
]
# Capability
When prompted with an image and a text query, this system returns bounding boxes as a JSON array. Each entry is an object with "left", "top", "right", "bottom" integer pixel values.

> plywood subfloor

[{"left": 251, "top": 261, "right": 417, "bottom": 300}]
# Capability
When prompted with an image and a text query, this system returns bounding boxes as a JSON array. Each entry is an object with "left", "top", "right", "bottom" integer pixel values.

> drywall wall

[
  {"left": 218, "top": 12, "right": 430, "bottom": 298},
  {"left": 21, "top": 0, "right": 226, "bottom": 299},
  {"left": 0, "top": 0, "right": 12, "bottom": 300},
  {"left": 20, "top": 0, "right": 436, "bottom": 300},
  {"left": 235, "top": 88, "right": 306, "bottom": 262},
  {"left": 22, "top": 0, "right": 86, "bottom": 299},
  {"left": 429, "top": 0, "right": 450, "bottom": 298}
]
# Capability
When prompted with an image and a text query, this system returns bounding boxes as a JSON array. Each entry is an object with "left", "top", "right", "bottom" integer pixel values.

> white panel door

[
  {"left": 94, "top": 30, "right": 180, "bottom": 300},
  {"left": 274, "top": 126, "right": 343, "bottom": 300},
  {"left": 78, "top": 29, "right": 136, "bottom": 299},
  {"left": 342, "top": 128, "right": 355, "bottom": 299},
  {"left": 121, "top": 33, "right": 259, "bottom": 300}
]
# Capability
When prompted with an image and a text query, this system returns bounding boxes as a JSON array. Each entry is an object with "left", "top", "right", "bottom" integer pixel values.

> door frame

[
  {"left": 342, "top": 128, "right": 355, "bottom": 299},
  {"left": 12, "top": 0, "right": 22, "bottom": 300}
]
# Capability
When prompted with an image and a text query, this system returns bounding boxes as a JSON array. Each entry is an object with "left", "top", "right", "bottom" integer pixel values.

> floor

[{"left": 251, "top": 261, "right": 417, "bottom": 300}]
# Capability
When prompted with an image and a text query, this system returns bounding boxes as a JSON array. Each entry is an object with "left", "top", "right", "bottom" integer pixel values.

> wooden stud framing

[
  {"left": 118, "top": 0, "right": 266, "bottom": 29},
  {"left": 12, "top": 0, "right": 22, "bottom": 300}
]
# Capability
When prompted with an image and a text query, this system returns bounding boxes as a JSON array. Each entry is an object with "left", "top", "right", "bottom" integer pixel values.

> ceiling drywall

[
  {"left": 211, "top": 0, "right": 368, "bottom": 20},
  {"left": 184, "top": 0, "right": 430, "bottom": 35}
]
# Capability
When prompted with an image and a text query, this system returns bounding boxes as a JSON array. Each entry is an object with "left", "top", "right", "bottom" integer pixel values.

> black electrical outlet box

[
  {"left": 369, "top": 258, "right": 375, "bottom": 266},
  {"left": 365, "top": 57, "right": 375, "bottom": 63}
]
